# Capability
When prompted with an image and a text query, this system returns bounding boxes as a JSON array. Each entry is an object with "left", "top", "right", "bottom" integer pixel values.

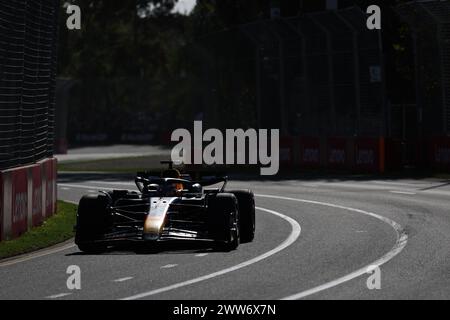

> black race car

[{"left": 75, "top": 162, "right": 255, "bottom": 253}]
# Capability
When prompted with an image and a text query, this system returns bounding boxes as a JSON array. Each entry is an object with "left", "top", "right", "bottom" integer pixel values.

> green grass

[
  {"left": 58, "top": 155, "right": 168, "bottom": 173},
  {"left": 433, "top": 173, "right": 450, "bottom": 180},
  {"left": 0, "top": 201, "right": 78, "bottom": 260}
]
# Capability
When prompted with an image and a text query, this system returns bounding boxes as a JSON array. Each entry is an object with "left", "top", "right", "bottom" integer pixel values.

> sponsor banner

[
  {"left": 355, "top": 138, "right": 380, "bottom": 172},
  {"left": 430, "top": 137, "right": 450, "bottom": 169},
  {"left": 0, "top": 157, "right": 57, "bottom": 242},
  {"left": 11, "top": 167, "right": 28, "bottom": 238},
  {"left": 299, "top": 137, "right": 321, "bottom": 167},
  {"left": 280, "top": 136, "right": 293, "bottom": 166},
  {"left": 52, "top": 158, "right": 58, "bottom": 214},
  {"left": 0, "top": 171, "right": 3, "bottom": 241},
  {"left": 31, "top": 164, "right": 43, "bottom": 226},
  {"left": 43, "top": 158, "right": 57, "bottom": 218},
  {"left": 327, "top": 138, "right": 347, "bottom": 168}
]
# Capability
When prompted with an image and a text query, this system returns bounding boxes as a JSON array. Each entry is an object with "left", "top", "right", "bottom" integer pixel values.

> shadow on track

[{"left": 64, "top": 241, "right": 234, "bottom": 257}]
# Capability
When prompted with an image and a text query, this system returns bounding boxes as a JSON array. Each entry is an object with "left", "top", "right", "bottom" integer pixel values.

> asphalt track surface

[{"left": 1, "top": 173, "right": 450, "bottom": 300}]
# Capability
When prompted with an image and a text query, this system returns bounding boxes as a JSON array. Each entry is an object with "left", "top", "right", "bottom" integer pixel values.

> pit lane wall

[
  {"left": 0, "top": 158, "right": 57, "bottom": 241},
  {"left": 280, "top": 136, "right": 450, "bottom": 173}
]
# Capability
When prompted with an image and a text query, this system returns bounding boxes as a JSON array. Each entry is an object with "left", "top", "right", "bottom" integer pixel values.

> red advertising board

[
  {"left": 0, "top": 172, "right": 3, "bottom": 241},
  {"left": 280, "top": 136, "right": 294, "bottom": 166},
  {"left": 355, "top": 138, "right": 380, "bottom": 172},
  {"left": 52, "top": 158, "right": 57, "bottom": 214},
  {"left": 43, "top": 159, "right": 55, "bottom": 218},
  {"left": 299, "top": 137, "right": 321, "bottom": 168},
  {"left": 31, "top": 164, "right": 43, "bottom": 226},
  {"left": 11, "top": 168, "right": 28, "bottom": 238},
  {"left": 327, "top": 138, "right": 347, "bottom": 168},
  {"left": 430, "top": 137, "right": 450, "bottom": 170}
]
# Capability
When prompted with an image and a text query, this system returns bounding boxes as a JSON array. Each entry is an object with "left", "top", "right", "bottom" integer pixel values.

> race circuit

[{"left": 1, "top": 173, "right": 450, "bottom": 300}]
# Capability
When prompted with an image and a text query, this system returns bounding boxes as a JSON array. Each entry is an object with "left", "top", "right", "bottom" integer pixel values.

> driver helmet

[{"left": 162, "top": 168, "right": 183, "bottom": 191}]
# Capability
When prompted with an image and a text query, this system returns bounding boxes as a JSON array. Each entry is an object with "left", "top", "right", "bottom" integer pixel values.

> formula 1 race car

[{"left": 75, "top": 162, "right": 255, "bottom": 253}]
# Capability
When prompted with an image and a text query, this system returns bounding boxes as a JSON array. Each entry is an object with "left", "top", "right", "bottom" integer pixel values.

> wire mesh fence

[
  {"left": 196, "top": 6, "right": 386, "bottom": 138},
  {"left": 0, "top": 0, "right": 59, "bottom": 170},
  {"left": 395, "top": 1, "right": 450, "bottom": 137}
]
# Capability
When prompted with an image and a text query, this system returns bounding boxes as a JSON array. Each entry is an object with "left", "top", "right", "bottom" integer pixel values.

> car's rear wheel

[
  {"left": 207, "top": 193, "right": 240, "bottom": 251},
  {"left": 228, "top": 190, "right": 255, "bottom": 243},
  {"left": 75, "top": 194, "right": 111, "bottom": 253}
]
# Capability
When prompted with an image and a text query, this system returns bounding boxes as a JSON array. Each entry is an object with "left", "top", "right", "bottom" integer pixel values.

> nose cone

[
  {"left": 143, "top": 198, "right": 176, "bottom": 240},
  {"left": 144, "top": 214, "right": 165, "bottom": 239}
]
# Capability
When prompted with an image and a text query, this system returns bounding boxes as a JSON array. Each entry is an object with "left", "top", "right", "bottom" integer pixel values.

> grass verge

[
  {"left": 57, "top": 155, "right": 168, "bottom": 173},
  {"left": 0, "top": 201, "right": 77, "bottom": 260}
]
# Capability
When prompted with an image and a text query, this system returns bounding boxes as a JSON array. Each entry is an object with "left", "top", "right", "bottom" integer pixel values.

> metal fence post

[
  {"left": 334, "top": 11, "right": 361, "bottom": 136},
  {"left": 309, "top": 14, "right": 336, "bottom": 134}
]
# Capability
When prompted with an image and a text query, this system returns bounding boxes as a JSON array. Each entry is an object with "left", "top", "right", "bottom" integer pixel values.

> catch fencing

[
  {"left": 0, "top": 0, "right": 59, "bottom": 170},
  {"left": 197, "top": 6, "right": 385, "bottom": 138},
  {"left": 0, "top": 0, "right": 59, "bottom": 241}
]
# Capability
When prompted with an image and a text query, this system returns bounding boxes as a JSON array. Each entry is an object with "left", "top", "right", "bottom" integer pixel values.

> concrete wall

[{"left": 0, "top": 158, "right": 57, "bottom": 241}]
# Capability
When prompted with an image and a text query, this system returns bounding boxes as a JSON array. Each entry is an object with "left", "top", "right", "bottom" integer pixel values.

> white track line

[
  {"left": 46, "top": 293, "right": 72, "bottom": 299},
  {"left": 0, "top": 242, "right": 76, "bottom": 267},
  {"left": 372, "top": 180, "right": 427, "bottom": 188},
  {"left": 58, "top": 183, "right": 138, "bottom": 193},
  {"left": 195, "top": 253, "right": 208, "bottom": 257},
  {"left": 114, "top": 277, "right": 134, "bottom": 283},
  {"left": 254, "top": 194, "right": 408, "bottom": 300},
  {"left": 120, "top": 207, "right": 301, "bottom": 300},
  {"left": 58, "top": 183, "right": 114, "bottom": 191},
  {"left": 389, "top": 191, "right": 417, "bottom": 195},
  {"left": 87, "top": 181, "right": 136, "bottom": 186},
  {"left": 160, "top": 264, "right": 178, "bottom": 269}
]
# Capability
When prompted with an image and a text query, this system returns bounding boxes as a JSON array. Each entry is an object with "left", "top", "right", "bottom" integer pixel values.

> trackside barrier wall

[
  {"left": 11, "top": 167, "right": 28, "bottom": 238},
  {"left": 280, "top": 136, "right": 294, "bottom": 167},
  {"left": 299, "top": 137, "right": 321, "bottom": 169},
  {"left": 385, "top": 138, "right": 404, "bottom": 171},
  {"left": 289, "top": 136, "right": 386, "bottom": 173},
  {"left": 429, "top": 137, "right": 450, "bottom": 171},
  {"left": 327, "top": 138, "right": 348, "bottom": 169},
  {"left": 355, "top": 138, "right": 381, "bottom": 173},
  {"left": 0, "top": 158, "right": 57, "bottom": 241},
  {"left": 0, "top": 173, "right": 3, "bottom": 241}
]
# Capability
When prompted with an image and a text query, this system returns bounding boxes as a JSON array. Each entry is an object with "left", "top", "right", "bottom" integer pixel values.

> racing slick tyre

[
  {"left": 228, "top": 190, "right": 255, "bottom": 243},
  {"left": 75, "top": 194, "right": 111, "bottom": 253},
  {"left": 207, "top": 193, "right": 240, "bottom": 251}
]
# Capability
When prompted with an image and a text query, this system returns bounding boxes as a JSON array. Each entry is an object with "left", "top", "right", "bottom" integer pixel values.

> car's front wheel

[
  {"left": 75, "top": 194, "right": 111, "bottom": 253},
  {"left": 207, "top": 193, "right": 240, "bottom": 251}
]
